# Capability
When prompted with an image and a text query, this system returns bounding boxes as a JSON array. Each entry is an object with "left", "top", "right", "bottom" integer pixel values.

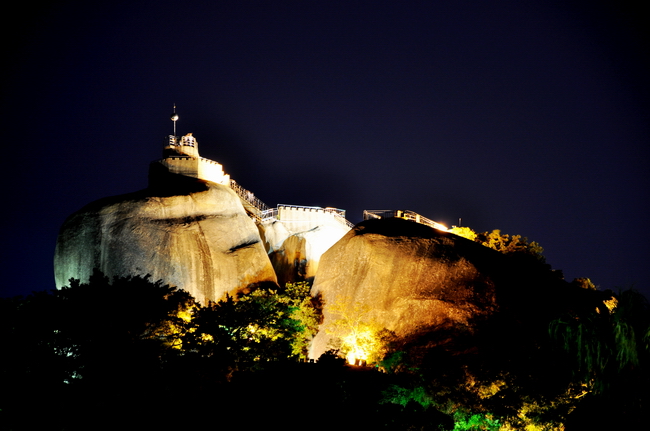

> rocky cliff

[
  {"left": 54, "top": 171, "right": 277, "bottom": 303},
  {"left": 308, "top": 217, "right": 574, "bottom": 359}
]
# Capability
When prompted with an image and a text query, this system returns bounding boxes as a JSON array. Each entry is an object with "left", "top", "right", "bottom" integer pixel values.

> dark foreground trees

[
  {"left": 369, "top": 287, "right": 650, "bottom": 430},
  {"left": 0, "top": 272, "right": 454, "bottom": 430},
  {"left": 2, "top": 271, "right": 194, "bottom": 383},
  {"left": 550, "top": 288, "right": 650, "bottom": 429},
  {"left": 2, "top": 269, "right": 648, "bottom": 430},
  {"left": 0, "top": 273, "right": 325, "bottom": 430}
]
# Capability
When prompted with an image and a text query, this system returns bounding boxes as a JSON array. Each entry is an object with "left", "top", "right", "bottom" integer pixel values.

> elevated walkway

[
  {"left": 229, "top": 179, "right": 354, "bottom": 229},
  {"left": 363, "top": 209, "right": 448, "bottom": 231},
  {"left": 229, "top": 179, "right": 270, "bottom": 222}
]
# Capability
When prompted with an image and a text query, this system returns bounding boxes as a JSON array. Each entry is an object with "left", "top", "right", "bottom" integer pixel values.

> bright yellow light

[
  {"left": 326, "top": 296, "right": 389, "bottom": 366},
  {"left": 433, "top": 222, "right": 448, "bottom": 231},
  {"left": 178, "top": 309, "right": 193, "bottom": 322},
  {"left": 603, "top": 296, "right": 618, "bottom": 313},
  {"left": 449, "top": 226, "right": 477, "bottom": 240},
  {"left": 341, "top": 327, "right": 377, "bottom": 365}
]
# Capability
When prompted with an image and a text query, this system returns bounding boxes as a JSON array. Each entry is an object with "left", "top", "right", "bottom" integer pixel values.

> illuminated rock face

[
  {"left": 259, "top": 215, "right": 351, "bottom": 286},
  {"left": 309, "top": 218, "right": 499, "bottom": 359},
  {"left": 54, "top": 176, "right": 277, "bottom": 303}
]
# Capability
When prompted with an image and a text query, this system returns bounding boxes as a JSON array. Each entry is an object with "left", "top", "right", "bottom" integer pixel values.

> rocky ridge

[{"left": 54, "top": 173, "right": 277, "bottom": 303}]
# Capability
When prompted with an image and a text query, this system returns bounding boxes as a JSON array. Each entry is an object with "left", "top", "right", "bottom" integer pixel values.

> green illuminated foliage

[
  {"left": 189, "top": 281, "right": 322, "bottom": 363},
  {"left": 381, "top": 384, "right": 435, "bottom": 408},
  {"left": 282, "top": 281, "right": 322, "bottom": 356},
  {"left": 451, "top": 412, "right": 500, "bottom": 431}
]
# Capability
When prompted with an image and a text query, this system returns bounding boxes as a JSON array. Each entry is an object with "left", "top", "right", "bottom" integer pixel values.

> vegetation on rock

[{"left": 450, "top": 226, "right": 545, "bottom": 262}]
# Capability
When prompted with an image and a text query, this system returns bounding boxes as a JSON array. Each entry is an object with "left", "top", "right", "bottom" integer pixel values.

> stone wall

[{"left": 156, "top": 156, "right": 230, "bottom": 185}]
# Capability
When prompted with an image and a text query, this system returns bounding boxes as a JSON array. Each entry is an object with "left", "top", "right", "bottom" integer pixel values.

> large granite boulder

[
  {"left": 309, "top": 218, "right": 502, "bottom": 359},
  {"left": 54, "top": 173, "right": 277, "bottom": 303}
]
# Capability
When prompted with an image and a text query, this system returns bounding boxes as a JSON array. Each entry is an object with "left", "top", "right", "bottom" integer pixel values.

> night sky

[{"left": 2, "top": 1, "right": 648, "bottom": 299}]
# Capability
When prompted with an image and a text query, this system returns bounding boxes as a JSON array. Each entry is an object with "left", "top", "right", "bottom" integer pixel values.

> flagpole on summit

[{"left": 171, "top": 104, "right": 179, "bottom": 136}]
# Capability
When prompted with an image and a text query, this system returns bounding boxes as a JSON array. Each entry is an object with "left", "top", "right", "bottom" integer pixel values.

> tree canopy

[
  {"left": 2, "top": 263, "right": 648, "bottom": 429},
  {"left": 450, "top": 226, "right": 545, "bottom": 263}
]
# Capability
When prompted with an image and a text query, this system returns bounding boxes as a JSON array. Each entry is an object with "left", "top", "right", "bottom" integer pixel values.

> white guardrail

[
  {"left": 363, "top": 209, "right": 448, "bottom": 231},
  {"left": 230, "top": 180, "right": 354, "bottom": 228},
  {"left": 230, "top": 180, "right": 443, "bottom": 232}
]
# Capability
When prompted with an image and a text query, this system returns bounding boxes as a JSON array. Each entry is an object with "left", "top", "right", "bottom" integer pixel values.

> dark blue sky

[{"left": 2, "top": 1, "right": 648, "bottom": 298}]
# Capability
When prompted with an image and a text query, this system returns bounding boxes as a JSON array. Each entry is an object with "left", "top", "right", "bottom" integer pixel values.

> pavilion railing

[
  {"left": 363, "top": 209, "right": 447, "bottom": 231},
  {"left": 229, "top": 180, "right": 354, "bottom": 228}
]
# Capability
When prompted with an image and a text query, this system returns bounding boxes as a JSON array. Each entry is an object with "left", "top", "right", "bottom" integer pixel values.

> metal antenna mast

[{"left": 171, "top": 104, "right": 179, "bottom": 136}]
